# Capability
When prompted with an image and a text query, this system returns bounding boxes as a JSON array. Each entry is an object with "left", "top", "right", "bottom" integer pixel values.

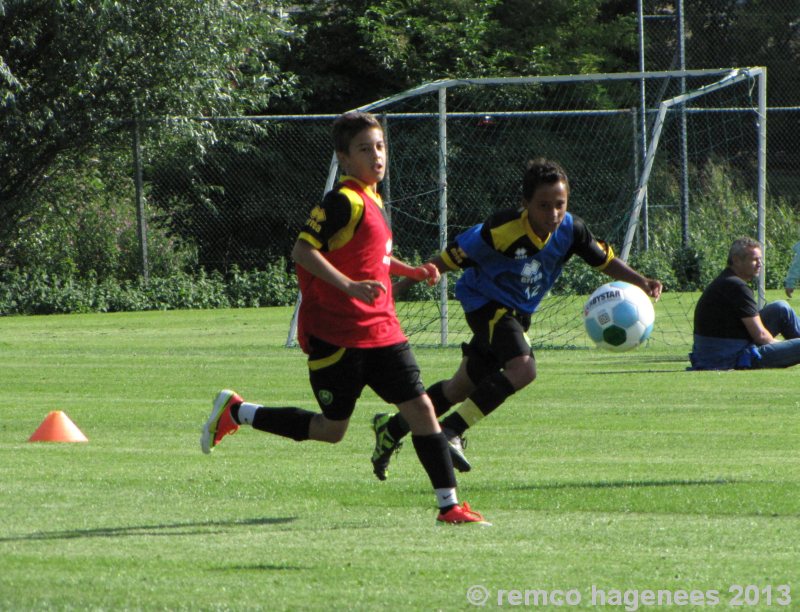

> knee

[
  {"left": 400, "top": 400, "right": 435, "bottom": 423},
  {"left": 774, "top": 300, "right": 792, "bottom": 315},
  {"left": 310, "top": 414, "right": 348, "bottom": 443},
  {"left": 765, "top": 300, "right": 792, "bottom": 319},
  {"left": 319, "top": 429, "right": 346, "bottom": 444},
  {"left": 519, "top": 361, "right": 537, "bottom": 387},
  {"left": 505, "top": 355, "right": 536, "bottom": 389}
]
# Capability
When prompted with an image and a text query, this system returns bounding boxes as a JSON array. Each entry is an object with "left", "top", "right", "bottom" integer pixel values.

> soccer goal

[{"left": 287, "top": 68, "right": 767, "bottom": 350}]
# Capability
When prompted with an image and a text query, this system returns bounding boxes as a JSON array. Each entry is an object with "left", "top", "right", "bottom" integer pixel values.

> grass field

[{"left": 1, "top": 304, "right": 798, "bottom": 610}]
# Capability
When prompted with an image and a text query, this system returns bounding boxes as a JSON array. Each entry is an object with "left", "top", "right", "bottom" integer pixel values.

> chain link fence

[
  {"left": 125, "top": 69, "right": 769, "bottom": 348},
  {"left": 639, "top": 0, "right": 800, "bottom": 208}
]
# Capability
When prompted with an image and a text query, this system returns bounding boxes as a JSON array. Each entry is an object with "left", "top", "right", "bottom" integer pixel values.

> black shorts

[
  {"left": 306, "top": 337, "right": 426, "bottom": 421},
  {"left": 462, "top": 301, "right": 534, "bottom": 384}
]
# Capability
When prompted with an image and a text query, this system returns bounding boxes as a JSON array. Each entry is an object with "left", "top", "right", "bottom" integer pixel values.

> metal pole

[
  {"left": 132, "top": 118, "right": 149, "bottom": 282},
  {"left": 438, "top": 86, "right": 449, "bottom": 347},
  {"left": 757, "top": 68, "right": 768, "bottom": 307},
  {"left": 380, "top": 114, "right": 391, "bottom": 224},
  {"left": 678, "top": 0, "right": 690, "bottom": 247},
  {"left": 637, "top": 0, "right": 649, "bottom": 251},
  {"left": 631, "top": 108, "right": 642, "bottom": 253}
]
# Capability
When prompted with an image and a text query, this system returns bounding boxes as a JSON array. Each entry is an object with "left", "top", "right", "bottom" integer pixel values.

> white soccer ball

[{"left": 583, "top": 281, "right": 655, "bottom": 352}]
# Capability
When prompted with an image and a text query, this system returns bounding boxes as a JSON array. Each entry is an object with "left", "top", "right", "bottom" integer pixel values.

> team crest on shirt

[
  {"left": 318, "top": 390, "right": 334, "bottom": 406},
  {"left": 521, "top": 259, "right": 543, "bottom": 299},
  {"left": 514, "top": 247, "right": 528, "bottom": 259}
]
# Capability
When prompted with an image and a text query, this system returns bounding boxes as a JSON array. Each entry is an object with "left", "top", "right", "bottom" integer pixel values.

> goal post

[{"left": 287, "top": 68, "right": 767, "bottom": 350}]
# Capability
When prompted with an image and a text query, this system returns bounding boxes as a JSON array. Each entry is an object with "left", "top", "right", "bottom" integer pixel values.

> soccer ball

[{"left": 583, "top": 281, "right": 655, "bottom": 352}]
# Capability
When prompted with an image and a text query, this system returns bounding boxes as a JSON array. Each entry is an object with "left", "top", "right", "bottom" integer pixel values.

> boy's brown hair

[{"left": 332, "top": 112, "right": 382, "bottom": 153}]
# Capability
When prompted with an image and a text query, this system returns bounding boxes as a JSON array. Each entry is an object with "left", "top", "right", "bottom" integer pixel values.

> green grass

[{"left": 1, "top": 306, "right": 798, "bottom": 610}]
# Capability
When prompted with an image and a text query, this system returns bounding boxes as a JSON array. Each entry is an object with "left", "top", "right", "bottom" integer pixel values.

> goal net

[{"left": 288, "top": 69, "right": 766, "bottom": 350}]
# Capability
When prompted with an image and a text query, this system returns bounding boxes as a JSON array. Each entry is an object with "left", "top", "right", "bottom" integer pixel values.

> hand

[
  {"left": 411, "top": 262, "right": 441, "bottom": 286},
  {"left": 644, "top": 279, "right": 663, "bottom": 301},
  {"left": 347, "top": 279, "right": 386, "bottom": 305},
  {"left": 786, "top": 287, "right": 794, "bottom": 298}
]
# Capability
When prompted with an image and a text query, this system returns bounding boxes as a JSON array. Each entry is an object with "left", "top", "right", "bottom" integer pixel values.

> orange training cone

[{"left": 28, "top": 411, "right": 89, "bottom": 443}]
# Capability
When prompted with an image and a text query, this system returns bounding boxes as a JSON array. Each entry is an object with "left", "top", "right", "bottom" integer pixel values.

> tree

[
  {"left": 277, "top": 0, "right": 640, "bottom": 114},
  {"left": 277, "top": 0, "right": 505, "bottom": 113},
  {"left": 0, "top": 0, "right": 297, "bottom": 244},
  {"left": 489, "top": 0, "right": 638, "bottom": 75}
]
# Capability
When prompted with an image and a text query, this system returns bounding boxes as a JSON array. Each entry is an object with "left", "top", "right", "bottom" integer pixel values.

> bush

[
  {"left": 1, "top": 154, "right": 198, "bottom": 283},
  {"left": 0, "top": 261, "right": 298, "bottom": 316},
  {"left": 225, "top": 261, "right": 298, "bottom": 307}
]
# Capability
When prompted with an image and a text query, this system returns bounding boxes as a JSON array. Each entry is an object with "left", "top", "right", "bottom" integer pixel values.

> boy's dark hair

[
  {"left": 332, "top": 112, "right": 382, "bottom": 153},
  {"left": 522, "top": 157, "right": 570, "bottom": 200}
]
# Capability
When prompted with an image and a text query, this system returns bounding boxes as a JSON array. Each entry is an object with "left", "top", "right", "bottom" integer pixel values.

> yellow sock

[{"left": 453, "top": 398, "right": 485, "bottom": 428}]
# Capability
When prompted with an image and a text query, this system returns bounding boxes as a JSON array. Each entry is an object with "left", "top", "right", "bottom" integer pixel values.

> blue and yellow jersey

[{"left": 442, "top": 208, "right": 613, "bottom": 314}]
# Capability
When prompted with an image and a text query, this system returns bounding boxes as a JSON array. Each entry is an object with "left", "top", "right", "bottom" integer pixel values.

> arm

[
  {"left": 602, "top": 258, "right": 663, "bottom": 300},
  {"left": 393, "top": 255, "right": 449, "bottom": 297},
  {"left": 784, "top": 245, "right": 800, "bottom": 297},
  {"left": 389, "top": 257, "right": 441, "bottom": 286},
  {"left": 291, "top": 239, "right": 386, "bottom": 305},
  {"left": 742, "top": 315, "right": 775, "bottom": 345}
]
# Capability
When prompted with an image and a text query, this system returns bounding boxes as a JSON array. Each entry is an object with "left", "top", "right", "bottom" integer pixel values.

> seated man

[{"left": 690, "top": 236, "right": 800, "bottom": 370}]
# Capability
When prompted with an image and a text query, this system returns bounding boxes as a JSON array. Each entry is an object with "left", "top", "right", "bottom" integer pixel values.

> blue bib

[{"left": 455, "top": 213, "right": 575, "bottom": 314}]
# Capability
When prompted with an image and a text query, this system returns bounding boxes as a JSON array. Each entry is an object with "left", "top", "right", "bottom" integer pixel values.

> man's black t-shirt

[{"left": 693, "top": 268, "right": 758, "bottom": 339}]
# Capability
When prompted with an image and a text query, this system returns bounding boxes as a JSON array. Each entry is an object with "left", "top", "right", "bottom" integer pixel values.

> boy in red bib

[{"left": 201, "top": 112, "right": 489, "bottom": 526}]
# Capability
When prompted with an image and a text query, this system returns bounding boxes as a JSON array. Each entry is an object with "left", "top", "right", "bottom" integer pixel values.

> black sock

[
  {"left": 441, "top": 371, "right": 516, "bottom": 435},
  {"left": 411, "top": 432, "right": 457, "bottom": 490},
  {"left": 252, "top": 407, "right": 314, "bottom": 441},
  {"left": 386, "top": 412, "right": 409, "bottom": 441},
  {"left": 428, "top": 380, "right": 455, "bottom": 416},
  {"left": 440, "top": 412, "right": 468, "bottom": 434},
  {"left": 386, "top": 380, "right": 453, "bottom": 441}
]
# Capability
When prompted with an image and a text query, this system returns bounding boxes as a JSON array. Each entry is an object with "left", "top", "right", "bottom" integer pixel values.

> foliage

[
  {"left": 0, "top": 261, "right": 298, "bottom": 315},
  {"left": 280, "top": 0, "right": 641, "bottom": 113},
  {"left": 489, "top": 0, "right": 639, "bottom": 76},
  {"left": 224, "top": 262, "right": 299, "bottom": 308},
  {"left": 1, "top": 150, "right": 197, "bottom": 281},
  {"left": 0, "top": 0, "right": 297, "bottom": 241},
  {"left": 683, "top": 0, "right": 800, "bottom": 105},
  {"left": 631, "top": 158, "right": 800, "bottom": 291},
  {"left": 145, "top": 119, "right": 330, "bottom": 272}
]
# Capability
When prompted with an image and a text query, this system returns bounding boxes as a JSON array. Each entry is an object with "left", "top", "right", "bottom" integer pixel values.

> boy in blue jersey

[{"left": 371, "top": 158, "right": 662, "bottom": 480}]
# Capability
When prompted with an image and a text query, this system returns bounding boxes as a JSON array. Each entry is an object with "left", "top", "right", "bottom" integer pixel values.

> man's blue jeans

[{"left": 752, "top": 300, "right": 800, "bottom": 368}]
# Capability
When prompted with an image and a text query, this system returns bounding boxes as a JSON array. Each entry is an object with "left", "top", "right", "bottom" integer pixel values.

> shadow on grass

[
  {"left": 0, "top": 517, "right": 295, "bottom": 543},
  {"left": 214, "top": 564, "right": 306, "bottom": 572},
  {"left": 509, "top": 477, "right": 736, "bottom": 492}
]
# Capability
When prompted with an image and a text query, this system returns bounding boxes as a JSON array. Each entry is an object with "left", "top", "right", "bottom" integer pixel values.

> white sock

[
  {"left": 435, "top": 488, "right": 458, "bottom": 509},
  {"left": 237, "top": 402, "right": 260, "bottom": 425}
]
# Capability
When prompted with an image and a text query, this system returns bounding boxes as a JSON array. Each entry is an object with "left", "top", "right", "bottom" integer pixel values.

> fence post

[
  {"left": 132, "top": 118, "right": 149, "bottom": 281},
  {"left": 437, "top": 85, "right": 449, "bottom": 347}
]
